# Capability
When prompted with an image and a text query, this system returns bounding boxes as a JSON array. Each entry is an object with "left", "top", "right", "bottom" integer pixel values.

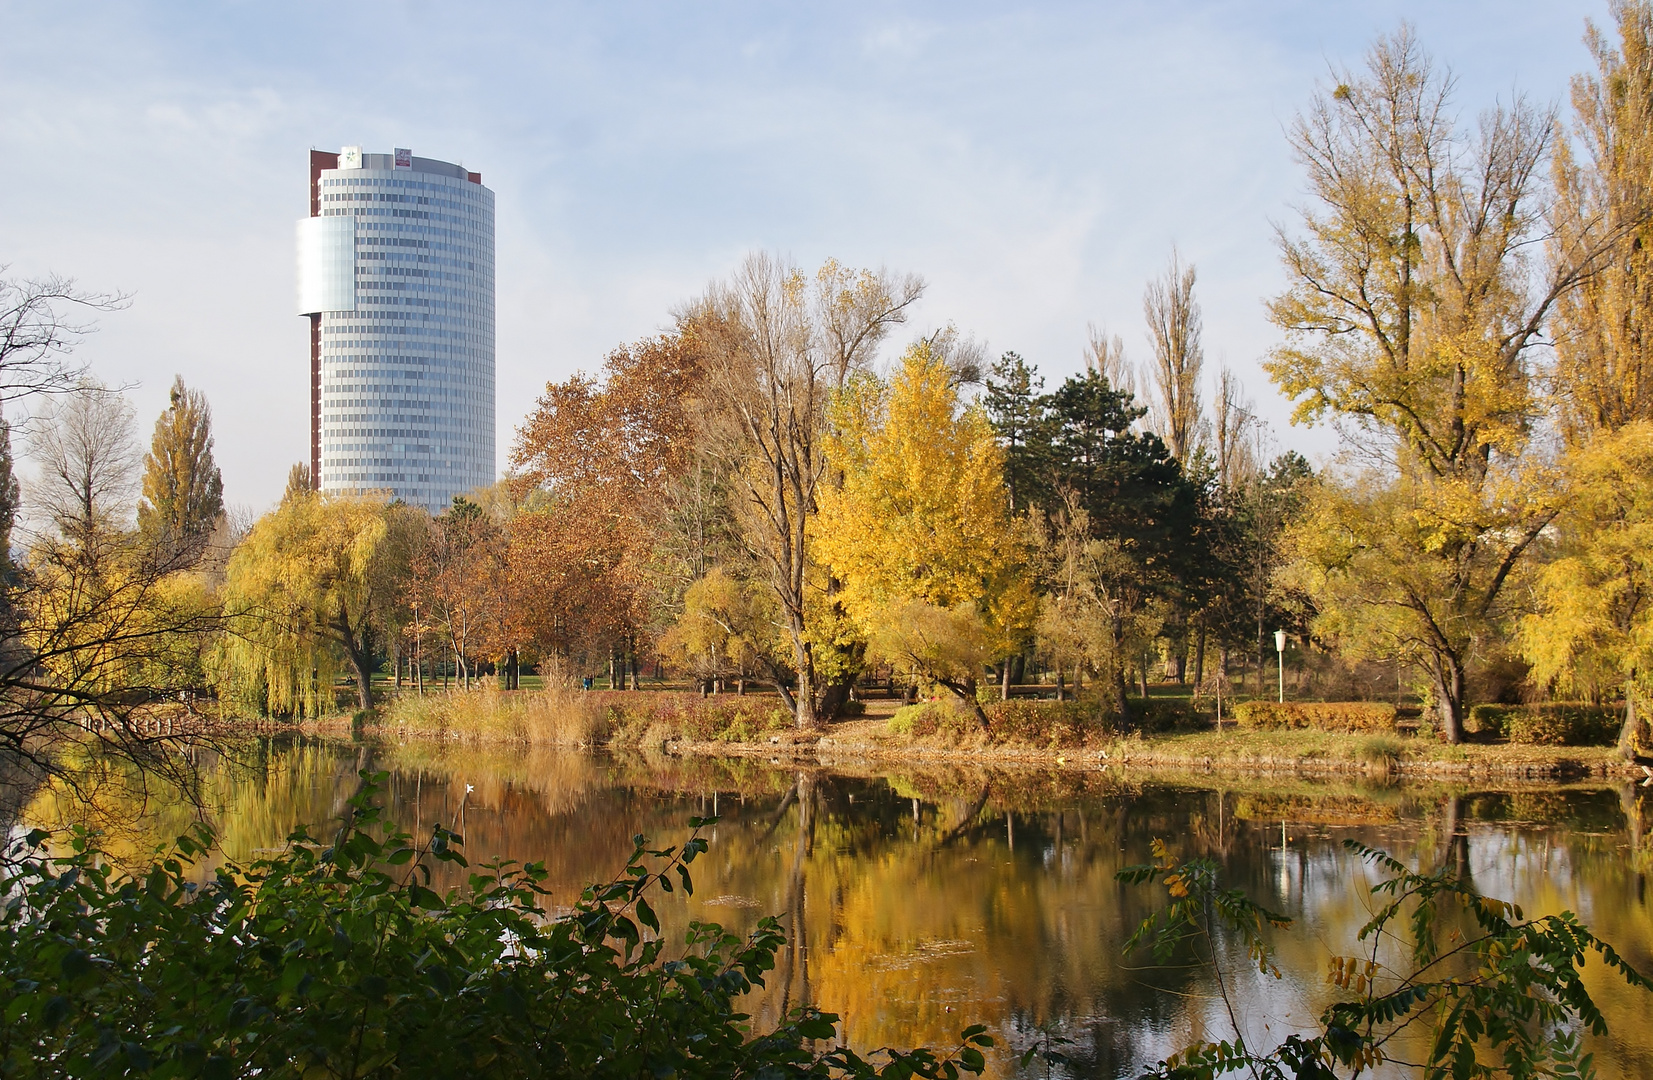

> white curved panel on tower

[{"left": 296, "top": 215, "right": 357, "bottom": 315}]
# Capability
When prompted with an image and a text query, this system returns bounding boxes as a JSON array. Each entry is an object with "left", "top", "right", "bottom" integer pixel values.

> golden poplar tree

[
  {"left": 137, "top": 376, "right": 223, "bottom": 564},
  {"left": 1520, "top": 422, "right": 1653, "bottom": 756},
  {"left": 1551, "top": 1, "right": 1653, "bottom": 440},
  {"left": 814, "top": 342, "right": 1029, "bottom": 722}
]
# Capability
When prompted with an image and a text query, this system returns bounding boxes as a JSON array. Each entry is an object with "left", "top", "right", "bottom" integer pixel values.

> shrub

[
  {"left": 982, "top": 699, "right": 1106, "bottom": 745},
  {"left": 888, "top": 700, "right": 976, "bottom": 738},
  {"left": 1472, "top": 703, "right": 1620, "bottom": 746},
  {"left": 1356, "top": 736, "right": 1405, "bottom": 766},
  {"left": 1130, "top": 698, "right": 1204, "bottom": 733},
  {"left": 673, "top": 698, "right": 792, "bottom": 742},
  {"left": 1466, "top": 703, "right": 1509, "bottom": 737},
  {"left": 1232, "top": 700, "right": 1398, "bottom": 732},
  {"left": 0, "top": 775, "right": 990, "bottom": 1078}
]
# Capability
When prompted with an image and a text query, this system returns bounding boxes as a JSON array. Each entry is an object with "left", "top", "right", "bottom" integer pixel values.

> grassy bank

[
  {"left": 822, "top": 719, "right": 1638, "bottom": 779},
  {"left": 333, "top": 686, "right": 1646, "bottom": 781},
  {"left": 371, "top": 684, "right": 793, "bottom": 747}
]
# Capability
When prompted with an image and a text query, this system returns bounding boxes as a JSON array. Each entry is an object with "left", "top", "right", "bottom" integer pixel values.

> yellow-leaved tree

[
  {"left": 814, "top": 341, "right": 1031, "bottom": 725},
  {"left": 1263, "top": 30, "right": 1598, "bottom": 741},
  {"left": 217, "top": 493, "right": 413, "bottom": 716},
  {"left": 660, "top": 566, "right": 784, "bottom": 694},
  {"left": 1520, "top": 422, "right": 1653, "bottom": 757}
]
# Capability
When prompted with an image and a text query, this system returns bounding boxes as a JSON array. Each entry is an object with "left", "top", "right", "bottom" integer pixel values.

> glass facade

[{"left": 298, "top": 149, "right": 495, "bottom": 513}]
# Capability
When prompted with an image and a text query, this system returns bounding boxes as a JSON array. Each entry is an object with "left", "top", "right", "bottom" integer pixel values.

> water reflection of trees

[{"left": 24, "top": 743, "right": 1653, "bottom": 1077}]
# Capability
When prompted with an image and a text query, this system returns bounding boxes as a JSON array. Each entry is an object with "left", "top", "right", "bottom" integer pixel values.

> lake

[{"left": 23, "top": 737, "right": 1653, "bottom": 1077}]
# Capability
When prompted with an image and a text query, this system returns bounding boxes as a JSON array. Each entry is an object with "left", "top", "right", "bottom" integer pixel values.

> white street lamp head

[{"left": 1274, "top": 629, "right": 1287, "bottom": 652}]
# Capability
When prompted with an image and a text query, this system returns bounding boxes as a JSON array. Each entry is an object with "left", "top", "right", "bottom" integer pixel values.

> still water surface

[{"left": 31, "top": 738, "right": 1653, "bottom": 1077}]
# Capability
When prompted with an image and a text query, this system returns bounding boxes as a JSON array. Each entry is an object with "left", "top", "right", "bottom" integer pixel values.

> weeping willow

[{"left": 216, "top": 492, "right": 389, "bottom": 718}]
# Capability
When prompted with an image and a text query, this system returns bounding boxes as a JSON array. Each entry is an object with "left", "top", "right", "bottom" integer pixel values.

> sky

[{"left": 0, "top": 0, "right": 1614, "bottom": 513}]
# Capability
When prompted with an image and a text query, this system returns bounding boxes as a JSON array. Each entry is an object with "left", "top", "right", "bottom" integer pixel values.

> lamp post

[{"left": 1274, "top": 629, "right": 1287, "bottom": 703}]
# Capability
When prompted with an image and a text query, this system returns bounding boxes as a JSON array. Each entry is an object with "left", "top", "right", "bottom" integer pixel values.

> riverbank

[
  {"left": 808, "top": 719, "right": 1642, "bottom": 781},
  {"left": 303, "top": 689, "right": 1648, "bottom": 783}
]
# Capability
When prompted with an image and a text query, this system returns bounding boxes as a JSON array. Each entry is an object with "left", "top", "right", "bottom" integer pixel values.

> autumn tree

[
  {"left": 219, "top": 494, "right": 412, "bottom": 714},
  {"left": 815, "top": 342, "right": 1029, "bottom": 720},
  {"left": 1033, "top": 499, "right": 1162, "bottom": 716},
  {"left": 1142, "top": 249, "right": 1205, "bottom": 466},
  {"left": 284, "top": 463, "right": 312, "bottom": 503},
  {"left": 510, "top": 331, "right": 705, "bottom": 682},
  {"left": 26, "top": 381, "right": 140, "bottom": 551},
  {"left": 137, "top": 376, "right": 224, "bottom": 565},
  {"left": 1083, "top": 324, "right": 1136, "bottom": 402},
  {"left": 507, "top": 502, "right": 646, "bottom": 681},
  {"left": 1550, "top": 0, "right": 1653, "bottom": 440},
  {"left": 1211, "top": 367, "right": 1258, "bottom": 494},
  {"left": 661, "top": 567, "right": 780, "bottom": 694},
  {"left": 1521, "top": 423, "right": 1653, "bottom": 756},
  {"left": 687, "top": 255, "right": 923, "bottom": 726},
  {"left": 1264, "top": 28, "right": 1607, "bottom": 741},
  {"left": 871, "top": 600, "right": 999, "bottom": 727},
  {"left": 0, "top": 274, "right": 230, "bottom": 806},
  {"left": 407, "top": 497, "right": 514, "bottom": 690}
]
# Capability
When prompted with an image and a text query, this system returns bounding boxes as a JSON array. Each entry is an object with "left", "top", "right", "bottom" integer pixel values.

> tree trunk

[
  {"left": 1055, "top": 665, "right": 1066, "bottom": 702},
  {"left": 1193, "top": 623, "right": 1207, "bottom": 688},
  {"left": 942, "top": 678, "right": 991, "bottom": 731},
  {"left": 329, "top": 605, "right": 374, "bottom": 711},
  {"left": 1001, "top": 660, "right": 1011, "bottom": 701},
  {"left": 818, "top": 680, "right": 853, "bottom": 722},
  {"left": 1619, "top": 674, "right": 1646, "bottom": 760},
  {"left": 1431, "top": 652, "right": 1467, "bottom": 744},
  {"left": 1111, "top": 610, "right": 1133, "bottom": 728},
  {"left": 790, "top": 623, "right": 818, "bottom": 728}
]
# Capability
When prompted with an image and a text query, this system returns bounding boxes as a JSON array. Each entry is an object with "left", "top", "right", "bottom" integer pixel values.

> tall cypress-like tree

[
  {"left": 284, "top": 463, "right": 312, "bottom": 504},
  {"left": 0, "top": 416, "right": 18, "bottom": 583},
  {"left": 137, "top": 376, "right": 223, "bottom": 562}
]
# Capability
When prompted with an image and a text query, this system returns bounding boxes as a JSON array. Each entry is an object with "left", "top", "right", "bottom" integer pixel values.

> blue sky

[{"left": 0, "top": 1, "right": 1611, "bottom": 510}]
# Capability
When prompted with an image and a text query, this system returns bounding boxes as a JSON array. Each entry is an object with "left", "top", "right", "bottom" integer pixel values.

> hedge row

[
  {"left": 888, "top": 696, "right": 1203, "bottom": 745},
  {"left": 1232, "top": 700, "right": 1398, "bottom": 732},
  {"left": 1467, "top": 704, "right": 1620, "bottom": 746}
]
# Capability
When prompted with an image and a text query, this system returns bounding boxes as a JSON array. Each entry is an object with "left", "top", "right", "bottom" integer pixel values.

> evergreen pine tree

[
  {"left": 137, "top": 376, "right": 224, "bottom": 562},
  {"left": 982, "top": 351, "right": 1045, "bottom": 511}
]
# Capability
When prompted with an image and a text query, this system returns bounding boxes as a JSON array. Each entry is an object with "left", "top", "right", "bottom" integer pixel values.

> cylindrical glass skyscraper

[{"left": 297, "top": 146, "right": 495, "bottom": 513}]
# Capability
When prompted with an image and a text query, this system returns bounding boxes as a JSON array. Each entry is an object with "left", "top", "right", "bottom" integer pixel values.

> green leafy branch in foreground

[
  {"left": 1119, "top": 839, "right": 1653, "bottom": 1080},
  {"left": 0, "top": 771, "right": 992, "bottom": 1079}
]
